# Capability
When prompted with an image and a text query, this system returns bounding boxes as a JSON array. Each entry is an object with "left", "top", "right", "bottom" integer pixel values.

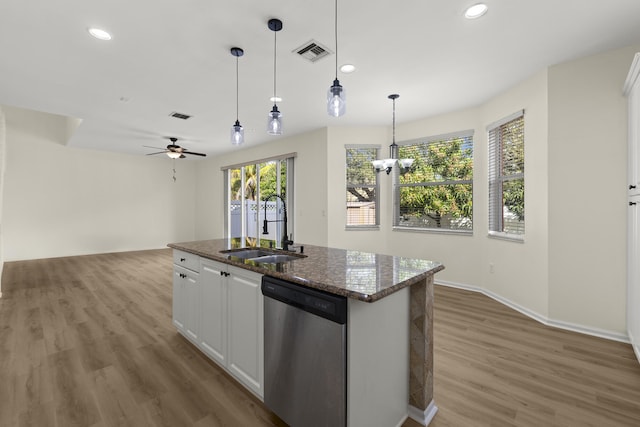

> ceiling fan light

[
  {"left": 327, "top": 79, "right": 346, "bottom": 117},
  {"left": 231, "top": 120, "right": 245, "bottom": 145},
  {"left": 167, "top": 151, "right": 181, "bottom": 159}
]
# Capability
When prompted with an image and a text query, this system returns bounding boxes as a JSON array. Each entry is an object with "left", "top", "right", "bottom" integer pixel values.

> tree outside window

[
  {"left": 395, "top": 133, "right": 474, "bottom": 231},
  {"left": 346, "top": 147, "right": 379, "bottom": 227}
]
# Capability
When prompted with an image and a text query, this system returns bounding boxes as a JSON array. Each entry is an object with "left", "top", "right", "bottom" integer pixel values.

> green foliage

[
  {"left": 398, "top": 138, "right": 473, "bottom": 228},
  {"left": 229, "top": 161, "right": 286, "bottom": 202},
  {"left": 500, "top": 119, "right": 525, "bottom": 221},
  {"left": 346, "top": 148, "right": 376, "bottom": 202}
]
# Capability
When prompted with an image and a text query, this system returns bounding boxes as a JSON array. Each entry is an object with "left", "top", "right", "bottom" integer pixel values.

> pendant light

[
  {"left": 327, "top": 0, "right": 345, "bottom": 117},
  {"left": 230, "top": 47, "right": 245, "bottom": 145},
  {"left": 267, "top": 19, "right": 283, "bottom": 135},
  {"left": 372, "top": 94, "right": 414, "bottom": 175}
]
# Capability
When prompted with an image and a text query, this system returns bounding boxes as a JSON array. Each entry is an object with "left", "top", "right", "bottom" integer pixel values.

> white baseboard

[
  {"left": 408, "top": 401, "right": 438, "bottom": 426},
  {"left": 436, "top": 280, "right": 630, "bottom": 344},
  {"left": 629, "top": 329, "right": 640, "bottom": 364}
]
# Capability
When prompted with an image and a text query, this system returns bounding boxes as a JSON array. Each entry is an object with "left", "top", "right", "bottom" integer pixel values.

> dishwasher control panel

[{"left": 261, "top": 276, "right": 347, "bottom": 324}]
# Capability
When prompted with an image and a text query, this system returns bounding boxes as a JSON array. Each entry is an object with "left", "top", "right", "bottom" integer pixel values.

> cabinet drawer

[{"left": 173, "top": 249, "right": 200, "bottom": 272}]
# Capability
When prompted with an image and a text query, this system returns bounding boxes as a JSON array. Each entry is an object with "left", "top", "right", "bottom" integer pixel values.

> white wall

[
  {"left": 547, "top": 45, "right": 639, "bottom": 334},
  {"left": 480, "top": 70, "right": 550, "bottom": 318},
  {"left": 0, "top": 107, "right": 6, "bottom": 296},
  {"left": 2, "top": 105, "right": 197, "bottom": 261},
  {"left": 325, "top": 74, "right": 549, "bottom": 317},
  {"left": 194, "top": 128, "right": 328, "bottom": 246},
  {"left": 322, "top": 46, "right": 639, "bottom": 339}
]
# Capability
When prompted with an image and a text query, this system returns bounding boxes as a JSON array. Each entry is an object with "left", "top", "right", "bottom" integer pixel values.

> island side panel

[
  {"left": 409, "top": 275, "right": 437, "bottom": 425},
  {"left": 348, "top": 286, "right": 409, "bottom": 427}
]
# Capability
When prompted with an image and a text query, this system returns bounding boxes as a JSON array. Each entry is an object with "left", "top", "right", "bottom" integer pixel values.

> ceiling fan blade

[
  {"left": 146, "top": 151, "right": 167, "bottom": 156},
  {"left": 182, "top": 151, "right": 207, "bottom": 157},
  {"left": 143, "top": 145, "right": 166, "bottom": 150}
]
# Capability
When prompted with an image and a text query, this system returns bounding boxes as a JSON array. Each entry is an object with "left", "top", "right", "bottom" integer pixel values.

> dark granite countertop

[{"left": 168, "top": 239, "right": 444, "bottom": 303}]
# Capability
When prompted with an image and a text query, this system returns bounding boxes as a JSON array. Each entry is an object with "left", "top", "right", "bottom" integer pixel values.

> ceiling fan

[{"left": 144, "top": 137, "right": 207, "bottom": 159}]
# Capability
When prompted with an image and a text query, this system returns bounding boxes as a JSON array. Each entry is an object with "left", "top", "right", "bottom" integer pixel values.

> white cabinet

[
  {"left": 227, "top": 265, "right": 264, "bottom": 397},
  {"left": 199, "top": 259, "right": 227, "bottom": 365},
  {"left": 172, "top": 253, "right": 199, "bottom": 344},
  {"left": 625, "top": 53, "right": 640, "bottom": 363},
  {"left": 173, "top": 252, "right": 264, "bottom": 398},
  {"left": 629, "top": 194, "right": 640, "bottom": 361}
]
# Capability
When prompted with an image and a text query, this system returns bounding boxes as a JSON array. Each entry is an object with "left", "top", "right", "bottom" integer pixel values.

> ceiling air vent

[
  {"left": 169, "top": 111, "right": 192, "bottom": 120},
  {"left": 293, "top": 40, "right": 332, "bottom": 63}
]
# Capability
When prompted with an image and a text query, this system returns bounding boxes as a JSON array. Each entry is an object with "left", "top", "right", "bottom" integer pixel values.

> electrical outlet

[{"left": 489, "top": 263, "right": 495, "bottom": 273}]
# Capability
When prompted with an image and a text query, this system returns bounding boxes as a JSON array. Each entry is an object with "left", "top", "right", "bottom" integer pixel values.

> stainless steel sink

[
  {"left": 249, "top": 254, "right": 301, "bottom": 264},
  {"left": 221, "top": 248, "right": 307, "bottom": 264},
  {"left": 222, "top": 249, "right": 274, "bottom": 259}
]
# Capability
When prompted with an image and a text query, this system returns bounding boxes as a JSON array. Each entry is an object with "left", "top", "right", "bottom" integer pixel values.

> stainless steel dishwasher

[{"left": 262, "top": 276, "right": 347, "bottom": 427}]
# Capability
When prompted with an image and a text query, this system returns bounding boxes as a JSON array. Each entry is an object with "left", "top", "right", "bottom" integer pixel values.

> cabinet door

[
  {"left": 629, "top": 195, "right": 640, "bottom": 362},
  {"left": 626, "top": 54, "right": 640, "bottom": 196},
  {"left": 172, "top": 267, "right": 186, "bottom": 332},
  {"left": 199, "top": 259, "right": 227, "bottom": 365},
  {"left": 629, "top": 82, "right": 640, "bottom": 196},
  {"left": 227, "top": 266, "right": 264, "bottom": 397},
  {"left": 183, "top": 269, "right": 199, "bottom": 343}
]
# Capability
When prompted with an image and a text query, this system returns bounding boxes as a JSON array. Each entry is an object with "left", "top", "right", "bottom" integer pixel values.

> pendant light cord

[
  {"left": 334, "top": 0, "right": 338, "bottom": 79},
  {"left": 273, "top": 29, "right": 277, "bottom": 104},
  {"left": 235, "top": 55, "right": 240, "bottom": 121}
]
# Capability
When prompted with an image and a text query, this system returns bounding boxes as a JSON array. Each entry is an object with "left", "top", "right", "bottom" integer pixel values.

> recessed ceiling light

[
  {"left": 340, "top": 64, "right": 356, "bottom": 73},
  {"left": 464, "top": 3, "right": 488, "bottom": 19},
  {"left": 270, "top": 96, "right": 282, "bottom": 103},
  {"left": 88, "top": 28, "right": 112, "bottom": 40}
]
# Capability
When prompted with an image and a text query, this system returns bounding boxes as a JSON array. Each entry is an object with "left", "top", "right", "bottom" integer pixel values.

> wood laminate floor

[{"left": 1, "top": 249, "right": 639, "bottom": 426}]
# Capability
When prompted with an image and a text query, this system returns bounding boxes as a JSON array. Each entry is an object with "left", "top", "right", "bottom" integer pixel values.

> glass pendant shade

[
  {"left": 267, "top": 105, "right": 283, "bottom": 135},
  {"left": 231, "top": 120, "right": 244, "bottom": 145},
  {"left": 327, "top": 79, "right": 346, "bottom": 117},
  {"left": 166, "top": 151, "right": 181, "bottom": 159}
]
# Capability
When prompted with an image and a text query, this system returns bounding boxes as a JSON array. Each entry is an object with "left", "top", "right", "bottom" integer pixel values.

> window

[
  {"left": 223, "top": 154, "right": 295, "bottom": 248},
  {"left": 346, "top": 146, "right": 379, "bottom": 228},
  {"left": 394, "top": 131, "right": 474, "bottom": 231},
  {"left": 488, "top": 111, "right": 524, "bottom": 239}
]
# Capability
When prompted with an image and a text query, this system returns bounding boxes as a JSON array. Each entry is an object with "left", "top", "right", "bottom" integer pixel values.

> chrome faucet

[{"left": 262, "top": 194, "right": 293, "bottom": 251}]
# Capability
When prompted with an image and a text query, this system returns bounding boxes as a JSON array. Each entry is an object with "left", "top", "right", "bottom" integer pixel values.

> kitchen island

[{"left": 168, "top": 239, "right": 444, "bottom": 427}]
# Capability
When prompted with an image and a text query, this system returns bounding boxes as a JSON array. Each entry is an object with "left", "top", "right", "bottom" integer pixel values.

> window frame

[
  {"left": 487, "top": 110, "right": 525, "bottom": 242},
  {"left": 222, "top": 153, "right": 296, "bottom": 247},
  {"left": 345, "top": 145, "right": 380, "bottom": 230},
  {"left": 392, "top": 130, "right": 474, "bottom": 234}
]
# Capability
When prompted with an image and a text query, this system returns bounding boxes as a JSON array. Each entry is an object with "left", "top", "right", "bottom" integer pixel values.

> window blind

[
  {"left": 346, "top": 146, "right": 379, "bottom": 227},
  {"left": 488, "top": 111, "right": 525, "bottom": 236}
]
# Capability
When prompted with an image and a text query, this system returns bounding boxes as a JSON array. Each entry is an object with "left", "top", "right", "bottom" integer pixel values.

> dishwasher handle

[{"left": 262, "top": 276, "right": 347, "bottom": 324}]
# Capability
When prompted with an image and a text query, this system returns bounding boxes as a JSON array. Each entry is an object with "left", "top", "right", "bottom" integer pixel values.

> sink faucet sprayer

[{"left": 262, "top": 194, "right": 293, "bottom": 251}]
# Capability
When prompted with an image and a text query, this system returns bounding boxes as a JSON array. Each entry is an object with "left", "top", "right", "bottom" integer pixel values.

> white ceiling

[{"left": 1, "top": 0, "right": 640, "bottom": 158}]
